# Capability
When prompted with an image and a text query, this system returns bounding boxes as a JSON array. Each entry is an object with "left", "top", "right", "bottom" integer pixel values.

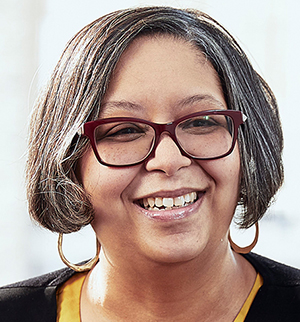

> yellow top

[
  {"left": 56, "top": 272, "right": 87, "bottom": 322},
  {"left": 56, "top": 272, "right": 263, "bottom": 321},
  {"left": 234, "top": 273, "right": 263, "bottom": 321}
]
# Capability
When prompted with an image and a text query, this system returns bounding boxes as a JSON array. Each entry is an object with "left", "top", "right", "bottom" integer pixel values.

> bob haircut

[{"left": 26, "top": 6, "right": 283, "bottom": 233}]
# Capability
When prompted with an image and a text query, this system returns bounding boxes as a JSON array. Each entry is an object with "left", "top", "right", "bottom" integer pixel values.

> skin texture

[{"left": 78, "top": 36, "right": 256, "bottom": 321}]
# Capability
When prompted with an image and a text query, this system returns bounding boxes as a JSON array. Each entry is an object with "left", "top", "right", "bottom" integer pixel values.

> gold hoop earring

[
  {"left": 58, "top": 233, "right": 101, "bottom": 272},
  {"left": 228, "top": 222, "right": 259, "bottom": 254}
]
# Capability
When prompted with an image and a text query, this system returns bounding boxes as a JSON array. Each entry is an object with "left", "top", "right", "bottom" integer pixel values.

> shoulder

[
  {"left": 244, "top": 253, "right": 300, "bottom": 321},
  {"left": 0, "top": 266, "right": 75, "bottom": 322},
  {"left": 245, "top": 252, "right": 300, "bottom": 286}
]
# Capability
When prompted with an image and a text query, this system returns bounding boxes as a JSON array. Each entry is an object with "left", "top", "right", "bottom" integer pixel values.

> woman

[{"left": 1, "top": 6, "right": 299, "bottom": 321}]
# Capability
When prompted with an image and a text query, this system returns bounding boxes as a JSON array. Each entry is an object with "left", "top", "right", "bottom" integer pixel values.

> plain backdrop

[{"left": 1, "top": 0, "right": 300, "bottom": 286}]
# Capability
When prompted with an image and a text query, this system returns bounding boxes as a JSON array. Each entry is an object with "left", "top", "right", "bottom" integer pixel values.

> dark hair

[{"left": 26, "top": 6, "right": 283, "bottom": 233}]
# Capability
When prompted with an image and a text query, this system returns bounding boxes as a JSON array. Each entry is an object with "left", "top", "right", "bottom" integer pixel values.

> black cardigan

[{"left": 0, "top": 253, "right": 300, "bottom": 321}]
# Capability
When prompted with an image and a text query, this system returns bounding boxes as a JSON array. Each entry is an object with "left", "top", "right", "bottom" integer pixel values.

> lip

[{"left": 135, "top": 191, "right": 205, "bottom": 222}]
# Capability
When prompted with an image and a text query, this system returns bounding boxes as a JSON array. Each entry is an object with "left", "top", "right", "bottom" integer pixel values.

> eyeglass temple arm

[{"left": 77, "top": 125, "right": 85, "bottom": 136}]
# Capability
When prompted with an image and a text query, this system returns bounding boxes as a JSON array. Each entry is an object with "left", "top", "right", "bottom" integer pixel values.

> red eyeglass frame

[{"left": 78, "top": 110, "right": 247, "bottom": 167}]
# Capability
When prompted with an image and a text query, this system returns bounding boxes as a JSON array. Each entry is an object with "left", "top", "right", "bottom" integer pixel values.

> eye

[
  {"left": 186, "top": 116, "right": 217, "bottom": 127},
  {"left": 95, "top": 122, "right": 149, "bottom": 142},
  {"left": 178, "top": 113, "right": 234, "bottom": 137},
  {"left": 110, "top": 126, "right": 141, "bottom": 136},
  {"left": 179, "top": 115, "right": 222, "bottom": 134}
]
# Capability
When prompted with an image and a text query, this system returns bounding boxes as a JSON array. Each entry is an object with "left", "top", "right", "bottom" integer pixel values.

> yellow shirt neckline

[
  {"left": 234, "top": 273, "right": 263, "bottom": 321},
  {"left": 56, "top": 272, "right": 263, "bottom": 321},
  {"left": 56, "top": 271, "right": 88, "bottom": 322}
]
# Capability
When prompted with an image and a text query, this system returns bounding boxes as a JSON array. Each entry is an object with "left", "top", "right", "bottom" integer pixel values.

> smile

[{"left": 140, "top": 192, "right": 198, "bottom": 211}]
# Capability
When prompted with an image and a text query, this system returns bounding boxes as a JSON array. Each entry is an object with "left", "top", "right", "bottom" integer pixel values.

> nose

[{"left": 144, "top": 133, "right": 192, "bottom": 176}]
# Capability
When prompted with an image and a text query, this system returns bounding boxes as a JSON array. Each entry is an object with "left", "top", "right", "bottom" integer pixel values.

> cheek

[
  {"left": 197, "top": 147, "right": 241, "bottom": 200},
  {"left": 77, "top": 149, "right": 140, "bottom": 205}
]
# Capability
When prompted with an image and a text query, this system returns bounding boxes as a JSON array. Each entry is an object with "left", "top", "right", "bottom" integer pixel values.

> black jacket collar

[{"left": 1, "top": 253, "right": 300, "bottom": 321}]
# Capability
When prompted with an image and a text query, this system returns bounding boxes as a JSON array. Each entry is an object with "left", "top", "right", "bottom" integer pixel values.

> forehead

[
  {"left": 109, "top": 34, "right": 215, "bottom": 83},
  {"left": 101, "top": 35, "right": 225, "bottom": 119}
]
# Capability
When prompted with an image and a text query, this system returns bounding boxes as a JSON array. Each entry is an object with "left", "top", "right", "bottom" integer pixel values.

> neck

[{"left": 81, "top": 247, "right": 256, "bottom": 321}]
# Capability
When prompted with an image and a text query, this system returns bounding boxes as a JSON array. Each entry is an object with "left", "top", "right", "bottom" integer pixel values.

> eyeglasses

[{"left": 79, "top": 110, "right": 247, "bottom": 167}]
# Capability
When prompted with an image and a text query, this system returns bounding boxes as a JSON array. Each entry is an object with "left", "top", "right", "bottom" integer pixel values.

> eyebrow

[
  {"left": 177, "top": 94, "right": 226, "bottom": 110},
  {"left": 100, "top": 94, "right": 226, "bottom": 117},
  {"left": 100, "top": 100, "right": 144, "bottom": 117}
]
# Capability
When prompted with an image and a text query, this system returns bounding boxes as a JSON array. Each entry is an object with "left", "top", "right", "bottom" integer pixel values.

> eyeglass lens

[
  {"left": 176, "top": 114, "right": 233, "bottom": 159},
  {"left": 93, "top": 114, "right": 234, "bottom": 166}
]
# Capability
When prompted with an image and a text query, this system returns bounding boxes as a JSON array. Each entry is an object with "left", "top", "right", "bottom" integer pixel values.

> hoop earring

[
  {"left": 228, "top": 222, "right": 259, "bottom": 254},
  {"left": 58, "top": 233, "right": 101, "bottom": 272}
]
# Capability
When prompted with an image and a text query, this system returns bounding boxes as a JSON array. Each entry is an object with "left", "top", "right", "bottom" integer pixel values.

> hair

[{"left": 26, "top": 6, "right": 283, "bottom": 233}]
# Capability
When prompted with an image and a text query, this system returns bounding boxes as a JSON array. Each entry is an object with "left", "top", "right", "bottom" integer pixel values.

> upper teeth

[{"left": 142, "top": 192, "right": 197, "bottom": 210}]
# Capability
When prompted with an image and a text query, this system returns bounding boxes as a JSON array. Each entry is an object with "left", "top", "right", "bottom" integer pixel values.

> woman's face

[{"left": 78, "top": 36, "right": 241, "bottom": 266}]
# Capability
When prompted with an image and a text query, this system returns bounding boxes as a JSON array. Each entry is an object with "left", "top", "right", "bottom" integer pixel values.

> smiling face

[{"left": 77, "top": 36, "right": 241, "bottom": 267}]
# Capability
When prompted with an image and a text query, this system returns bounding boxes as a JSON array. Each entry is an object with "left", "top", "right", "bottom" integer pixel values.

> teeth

[
  {"left": 174, "top": 196, "right": 185, "bottom": 207},
  {"left": 155, "top": 197, "right": 163, "bottom": 207},
  {"left": 148, "top": 197, "right": 155, "bottom": 208},
  {"left": 142, "top": 192, "right": 198, "bottom": 210},
  {"left": 143, "top": 199, "right": 149, "bottom": 208},
  {"left": 163, "top": 198, "right": 173, "bottom": 208},
  {"left": 184, "top": 193, "right": 191, "bottom": 203}
]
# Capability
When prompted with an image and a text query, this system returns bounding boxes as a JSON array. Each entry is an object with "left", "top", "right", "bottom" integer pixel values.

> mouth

[{"left": 138, "top": 192, "right": 200, "bottom": 211}]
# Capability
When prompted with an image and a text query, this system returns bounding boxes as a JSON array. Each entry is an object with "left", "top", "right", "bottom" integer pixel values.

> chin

[
  {"left": 143, "top": 239, "right": 206, "bottom": 265},
  {"left": 150, "top": 252, "right": 201, "bottom": 266}
]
